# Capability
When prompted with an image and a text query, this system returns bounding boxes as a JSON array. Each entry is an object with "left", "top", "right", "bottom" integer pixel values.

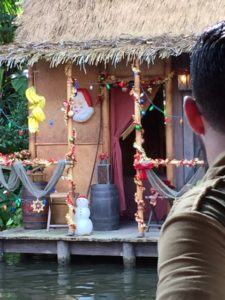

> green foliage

[
  {"left": 0, "top": 70, "right": 29, "bottom": 153},
  {"left": 0, "top": 0, "right": 22, "bottom": 44},
  {"left": 0, "top": 1, "right": 26, "bottom": 230},
  {"left": 0, "top": 187, "right": 23, "bottom": 230}
]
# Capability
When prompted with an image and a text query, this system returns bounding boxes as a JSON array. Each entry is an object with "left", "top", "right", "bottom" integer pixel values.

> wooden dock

[{"left": 0, "top": 222, "right": 160, "bottom": 266}]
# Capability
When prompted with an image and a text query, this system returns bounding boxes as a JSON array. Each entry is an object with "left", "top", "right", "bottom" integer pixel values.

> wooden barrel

[
  {"left": 90, "top": 184, "right": 120, "bottom": 231},
  {"left": 22, "top": 182, "right": 49, "bottom": 229}
]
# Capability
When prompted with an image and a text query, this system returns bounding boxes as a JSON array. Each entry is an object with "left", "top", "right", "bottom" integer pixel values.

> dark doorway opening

[{"left": 120, "top": 87, "right": 167, "bottom": 220}]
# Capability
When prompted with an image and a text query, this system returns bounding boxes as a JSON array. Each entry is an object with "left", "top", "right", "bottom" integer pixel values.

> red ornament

[
  {"left": 164, "top": 117, "right": 171, "bottom": 124},
  {"left": 118, "top": 81, "right": 126, "bottom": 87},
  {"left": 19, "top": 130, "right": 24, "bottom": 136}
]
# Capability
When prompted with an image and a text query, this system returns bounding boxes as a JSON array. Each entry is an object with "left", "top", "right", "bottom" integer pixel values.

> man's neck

[{"left": 203, "top": 128, "right": 225, "bottom": 166}]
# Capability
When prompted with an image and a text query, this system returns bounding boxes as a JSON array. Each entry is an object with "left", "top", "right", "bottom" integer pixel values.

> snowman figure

[{"left": 75, "top": 196, "right": 93, "bottom": 235}]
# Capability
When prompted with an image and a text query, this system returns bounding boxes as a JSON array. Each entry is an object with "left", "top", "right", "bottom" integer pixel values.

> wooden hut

[{"left": 1, "top": 0, "right": 223, "bottom": 235}]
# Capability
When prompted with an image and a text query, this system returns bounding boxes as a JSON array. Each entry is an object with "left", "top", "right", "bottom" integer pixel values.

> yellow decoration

[
  {"left": 32, "top": 106, "right": 46, "bottom": 122},
  {"left": 28, "top": 116, "right": 39, "bottom": 133},
  {"left": 26, "top": 86, "right": 47, "bottom": 133},
  {"left": 31, "top": 199, "right": 45, "bottom": 213}
]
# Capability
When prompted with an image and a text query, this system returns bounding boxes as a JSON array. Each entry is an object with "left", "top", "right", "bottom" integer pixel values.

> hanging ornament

[
  {"left": 147, "top": 87, "right": 152, "bottom": 93},
  {"left": 106, "top": 83, "right": 112, "bottom": 91},
  {"left": 72, "top": 88, "right": 95, "bottom": 123},
  {"left": 69, "top": 137, "right": 75, "bottom": 143},
  {"left": 132, "top": 66, "right": 140, "bottom": 75},
  {"left": 15, "top": 198, "right": 21, "bottom": 207},
  {"left": 99, "top": 74, "right": 106, "bottom": 81},
  {"left": 67, "top": 110, "right": 74, "bottom": 117},
  {"left": 118, "top": 81, "right": 126, "bottom": 87},
  {"left": 164, "top": 117, "right": 171, "bottom": 124},
  {"left": 31, "top": 199, "right": 45, "bottom": 213},
  {"left": 18, "top": 130, "right": 24, "bottom": 136},
  {"left": 135, "top": 124, "right": 142, "bottom": 130},
  {"left": 74, "top": 79, "right": 79, "bottom": 89},
  {"left": 2, "top": 205, "right": 7, "bottom": 211}
]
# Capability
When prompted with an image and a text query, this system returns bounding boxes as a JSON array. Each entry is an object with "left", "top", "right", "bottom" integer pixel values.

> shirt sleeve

[{"left": 156, "top": 211, "right": 225, "bottom": 300}]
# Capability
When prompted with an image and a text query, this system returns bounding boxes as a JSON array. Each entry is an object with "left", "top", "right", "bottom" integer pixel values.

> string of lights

[{"left": 141, "top": 87, "right": 183, "bottom": 121}]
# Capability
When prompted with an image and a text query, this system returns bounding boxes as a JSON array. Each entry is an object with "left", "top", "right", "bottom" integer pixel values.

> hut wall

[
  {"left": 34, "top": 61, "right": 102, "bottom": 195},
  {"left": 33, "top": 59, "right": 166, "bottom": 196}
]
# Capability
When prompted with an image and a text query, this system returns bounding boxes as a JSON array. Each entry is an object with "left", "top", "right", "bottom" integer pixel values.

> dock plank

[{"left": 0, "top": 222, "right": 160, "bottom": 264}]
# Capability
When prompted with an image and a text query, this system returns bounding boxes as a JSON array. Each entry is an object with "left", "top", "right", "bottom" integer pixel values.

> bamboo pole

[
  {"left": 28, "top": 67, "right": 37, "bottom": 158},
  {"left": 102, "top": 86, "right": 111, "bottom": 158},
  {"left": 65, "top": 62, "right": 76, "bottom": 235},
  {"left": 133, "top": 60, "right": 145, "bottom": 237},
  {"left": 66, "top": 62, "right": 75, "bottom": 199},
  {"left": 165, "top": 59, "right": 174, "bottom": 184}
]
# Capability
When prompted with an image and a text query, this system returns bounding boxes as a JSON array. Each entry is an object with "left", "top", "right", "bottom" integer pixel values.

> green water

[{"left": 0, "top": 255, "right": 158, "bottom": 300}]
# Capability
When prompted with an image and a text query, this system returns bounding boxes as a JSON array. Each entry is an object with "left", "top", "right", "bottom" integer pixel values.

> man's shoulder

[{"left": 169, "top": 176, "right": 225, "bottom": 215}]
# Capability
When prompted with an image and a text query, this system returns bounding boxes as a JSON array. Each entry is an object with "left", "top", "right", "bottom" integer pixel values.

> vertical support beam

[
  {"left": 28, "top": 67, "right": 37, "bottom": 158},
  {"left": 66, "top": 62, "right": 75, "bottom": 200},
  {"left": 133, "top": 60, "right": 145, "bottom": 237},
  {"left": 123, "top": 242, "right": 136, "bottom": 268},
  {"left": 102, "top": 86, "right": 111, "bottom": 158},
  {"left": 65, "top": 62, "right": 76, "bottom": 234},
  {"left": 165, "top": 59, "right": 174, "bottom": 184},
  {"left": 57, "top": 241, "right": 70, "bottom": 265}
]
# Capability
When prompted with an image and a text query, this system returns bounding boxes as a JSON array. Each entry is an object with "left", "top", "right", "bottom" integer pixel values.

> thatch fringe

[
  {"left": 2, "top": 0, "right": 224, "bottom": 66},
  {"left": 0, "top": 35, "right": 195, "bottom": 67}
]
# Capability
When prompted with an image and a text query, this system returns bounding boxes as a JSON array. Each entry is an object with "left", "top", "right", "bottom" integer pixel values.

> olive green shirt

[{"left": 156, "top": 152, "right": 225, "bottom": 300}]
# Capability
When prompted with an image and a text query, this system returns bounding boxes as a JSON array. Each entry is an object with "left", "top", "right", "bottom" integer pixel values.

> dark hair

[{"left": 191, "top": 21, "right": 225, "bottom": 132}]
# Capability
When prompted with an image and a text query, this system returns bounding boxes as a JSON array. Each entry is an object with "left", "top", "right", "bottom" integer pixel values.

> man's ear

[{"left": 184, "top": 96, "right": 205, "bottom": 135}]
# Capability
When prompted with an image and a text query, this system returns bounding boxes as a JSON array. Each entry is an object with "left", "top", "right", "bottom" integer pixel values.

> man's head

[{"left": 185, "top": 21, "right": 225, "bottom": 135}]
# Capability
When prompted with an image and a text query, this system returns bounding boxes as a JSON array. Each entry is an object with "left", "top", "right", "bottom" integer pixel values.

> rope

[{"left": 146, "top": 166, "right": 206, "bottom": 199}]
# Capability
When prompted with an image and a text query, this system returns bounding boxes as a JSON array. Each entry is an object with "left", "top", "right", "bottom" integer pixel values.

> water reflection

[{"left": 0, "top": 255, "right": 157, "bottom": 300}]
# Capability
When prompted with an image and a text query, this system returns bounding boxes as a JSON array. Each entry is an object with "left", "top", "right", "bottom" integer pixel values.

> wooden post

[
  {"left": 102, "top": 86, "right": 111, "bottom": 158},
  {"left": 133, "top": 60, "right": 145, "bottom": 237},
  {"left": 66, "top": 62, "right": 75, "bottom": 198},
  {"left": 65, "top": 62, "right": 76, "bottom": 234},
  {"left": 28, "top": 67, "right": 37, "bottom": 158},
  {"left": 57, "top": 241, "right": 70, "bottom": 265},
  {"left": 123, "top": 242, "right": 136, "bottom": 268},
  {"left": 165, "top": 59, "right": 174, "bottom": 184}
]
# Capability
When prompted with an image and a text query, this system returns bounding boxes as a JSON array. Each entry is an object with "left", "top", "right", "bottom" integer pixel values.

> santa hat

[
  {"left": 73, "top": 88, "right": 94, "bottom": 123},
  {"left": 78, "top": 88, "right": 92, "bottom": 105}
]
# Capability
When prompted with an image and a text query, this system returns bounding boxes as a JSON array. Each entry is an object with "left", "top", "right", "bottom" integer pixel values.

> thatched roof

[{"left": 1, "top": 0, "right": 225, "bottom": 67}]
